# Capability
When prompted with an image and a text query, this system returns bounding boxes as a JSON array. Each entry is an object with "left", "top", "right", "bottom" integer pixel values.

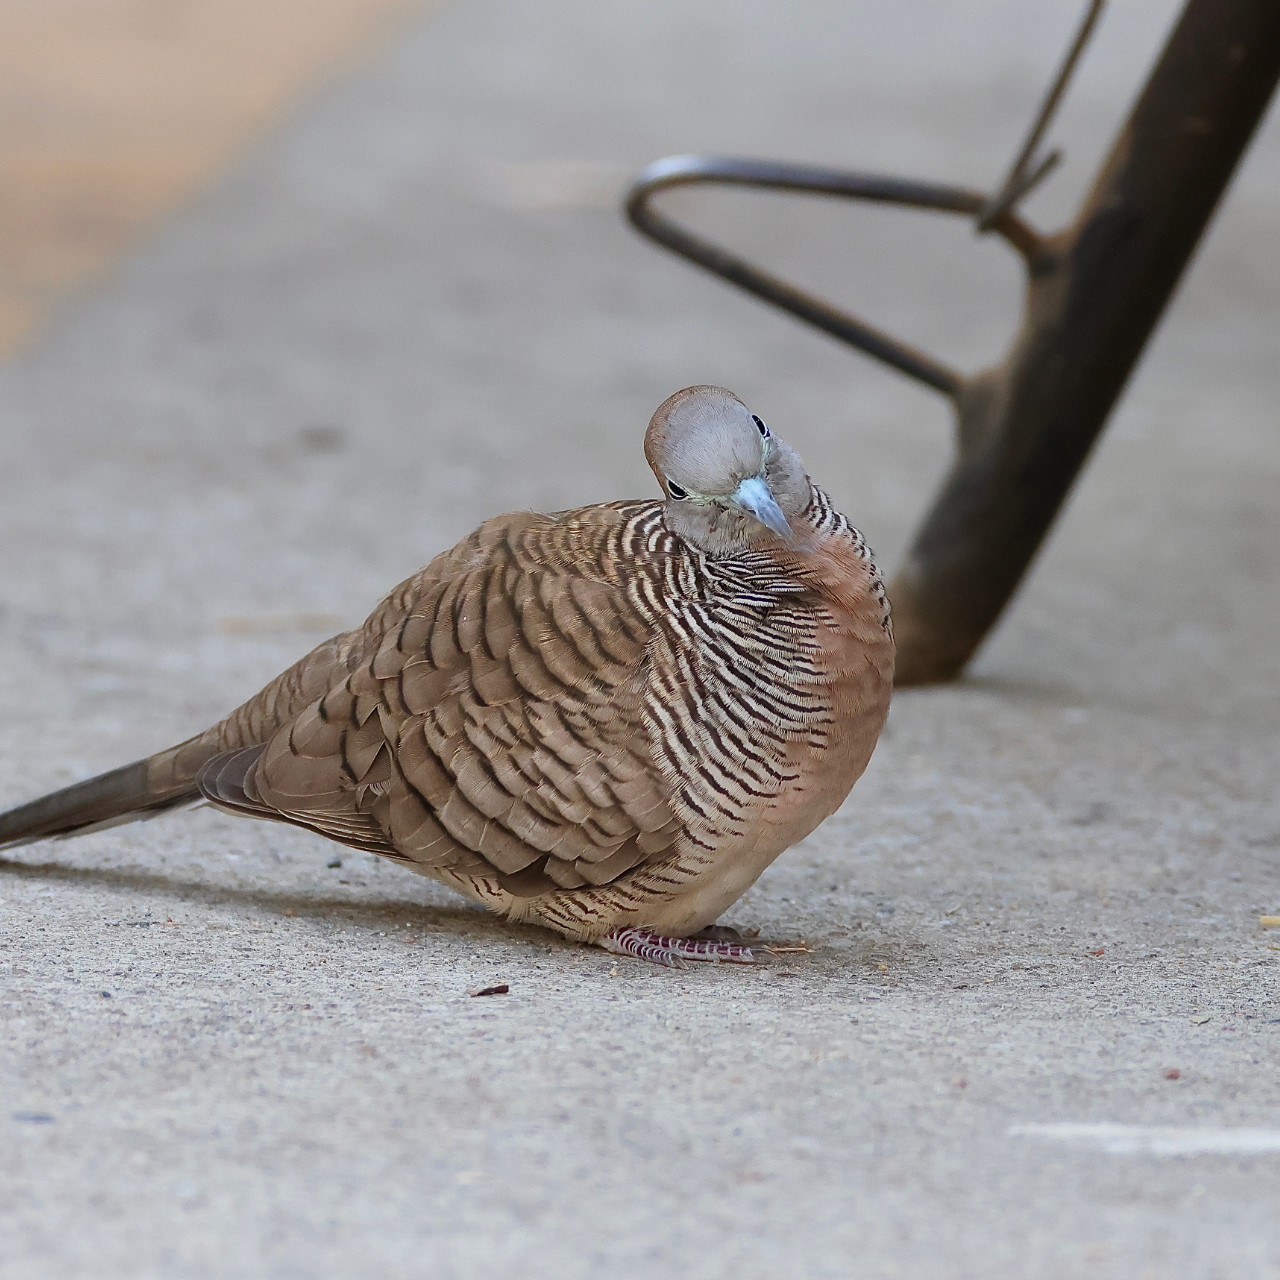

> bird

[{"left": 0, "top": 386, "right": 894, "bottom": 966}]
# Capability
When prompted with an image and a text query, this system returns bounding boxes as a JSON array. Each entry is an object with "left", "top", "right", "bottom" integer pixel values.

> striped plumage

[{"left": 0, "top": 387, "right": 893, "bottom": 963}]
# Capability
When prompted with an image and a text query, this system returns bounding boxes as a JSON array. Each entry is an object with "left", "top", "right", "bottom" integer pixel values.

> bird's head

[{"left": 644, "top": 385, "right": 811, "bottom": 556}]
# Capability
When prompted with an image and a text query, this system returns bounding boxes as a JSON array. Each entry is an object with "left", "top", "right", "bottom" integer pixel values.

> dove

[{"left": 0, "top": 386, "right": 894, "bottom": 965}]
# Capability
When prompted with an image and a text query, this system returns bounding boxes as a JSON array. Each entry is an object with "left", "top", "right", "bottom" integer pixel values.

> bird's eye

[
  {"left": 751, "top": 414, "right": 770, "bottom": 439},
  {"left": 666, "top": 481, "right": 688, "bottom": 500}
]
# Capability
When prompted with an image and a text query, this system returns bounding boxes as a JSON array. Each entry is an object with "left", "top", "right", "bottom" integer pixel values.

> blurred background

[
  {"left": 0, "top": 0, "right": 426, "bottom": 352},
  {"left": 2, "top": 3, "right": 1278, "bottom": 1275},
  {"left": 1, "top": 0, "right": 1276, "bottom": 762}
]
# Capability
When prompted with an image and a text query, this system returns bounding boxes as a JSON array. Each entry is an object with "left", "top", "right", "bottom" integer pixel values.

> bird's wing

[
  {"left": 215, "top": 506, "right": 681, "bottom": 895},
  {"left": 196, "top": 743, "right": 395, "bottom": 855}
]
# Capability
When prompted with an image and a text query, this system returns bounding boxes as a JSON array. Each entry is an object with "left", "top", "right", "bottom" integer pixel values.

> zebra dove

[{"left": 0, "top": 386, "right": 894, "bottom": 965}]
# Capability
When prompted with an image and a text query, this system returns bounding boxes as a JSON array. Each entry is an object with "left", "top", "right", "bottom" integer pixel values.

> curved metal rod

[
  {"left": 976, "top": 0, "right": 1106, "bottom": 230},
  {"left": 625, "top": 155, "right": 1040, "bottom": 399}
]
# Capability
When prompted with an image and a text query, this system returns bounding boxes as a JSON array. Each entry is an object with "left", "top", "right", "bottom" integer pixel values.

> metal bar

[
  {"left": 623, "top": 0, "right": 1279, "bottom": 687},
  {"left": 626, "top": 156, "right": 1000, "bottom": 397},
  {"left": 976, "top": 0, "right": 1106, "bottom": 230},
  {"left": 890, "top": 0, "right": 1280, "bottom": 684},
  {"left": 631, "top": 155, "right": 988, "bottom": 213}
]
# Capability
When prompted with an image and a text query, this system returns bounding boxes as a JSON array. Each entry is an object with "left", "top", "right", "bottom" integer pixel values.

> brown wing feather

[
  {"left": 195, "top": 744, "right": 397, "bottom": 856},
  {"left": 210, "top": 507, "right": 678, "bottom": 895}
]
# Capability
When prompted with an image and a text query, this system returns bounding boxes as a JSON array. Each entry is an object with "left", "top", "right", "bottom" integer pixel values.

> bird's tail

[
  {"left": 0, "top": 629, "right": 356, "bottom": 853},
  {"left": 0, "top": 742, "right": 204, "bottom": 851}
]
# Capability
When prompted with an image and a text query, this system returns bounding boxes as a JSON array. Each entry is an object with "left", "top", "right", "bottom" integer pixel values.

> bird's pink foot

[{"left": 598, "top": 926, "right": 756, "bottom": 967}]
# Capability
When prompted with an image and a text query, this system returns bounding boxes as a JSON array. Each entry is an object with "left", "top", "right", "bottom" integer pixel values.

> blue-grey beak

[{"left": 729, "top": 475, "right": 791, "bottom": 538}]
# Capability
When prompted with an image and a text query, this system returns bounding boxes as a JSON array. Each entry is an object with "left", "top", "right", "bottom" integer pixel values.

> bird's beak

[{"left": 728, "top": 475, "right": 791, "bottom": 539}]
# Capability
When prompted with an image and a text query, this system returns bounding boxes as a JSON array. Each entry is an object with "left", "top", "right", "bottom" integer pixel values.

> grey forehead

[{"left": 657, "top": 393, "right": 764, "bottom": 494}]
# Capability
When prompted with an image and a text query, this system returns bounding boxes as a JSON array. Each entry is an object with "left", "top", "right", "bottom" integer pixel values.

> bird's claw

[{"left": 598, "top": 926, "right": 756, "bottom": 968}]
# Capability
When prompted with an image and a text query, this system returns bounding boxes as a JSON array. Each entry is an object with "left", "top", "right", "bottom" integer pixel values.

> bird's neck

[{"left": 778, "top": 526, "right": 881, "bottom": 620}]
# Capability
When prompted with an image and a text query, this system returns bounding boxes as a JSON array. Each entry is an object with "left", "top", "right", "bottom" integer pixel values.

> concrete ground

[{"left": 2, "top": 0, "right": 1279, "bottom": 1276}]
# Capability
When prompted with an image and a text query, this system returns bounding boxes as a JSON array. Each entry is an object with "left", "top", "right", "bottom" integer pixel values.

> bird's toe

[{"left": 597, "top": 926, "right": 756, "bottom": 967}]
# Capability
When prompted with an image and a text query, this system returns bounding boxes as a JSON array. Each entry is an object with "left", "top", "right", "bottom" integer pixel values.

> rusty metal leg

[
  {"left": 626, "top": 0, "right": 1280, "bottom": 686},
  {"left": 891, "top": 0, "right": 1280, "bottom": 684}
]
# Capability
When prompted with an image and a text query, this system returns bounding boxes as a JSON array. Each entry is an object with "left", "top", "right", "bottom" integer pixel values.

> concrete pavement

[{"left": 2, "top": 1, "right": 1279, "bottom": 1275}]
